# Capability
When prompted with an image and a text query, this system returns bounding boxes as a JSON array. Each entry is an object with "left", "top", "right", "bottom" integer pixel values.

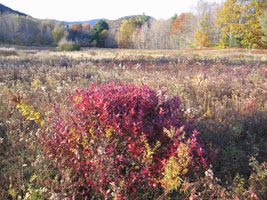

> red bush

[{"left": 43, "top": 82, "right": 207, "bottom": 199}]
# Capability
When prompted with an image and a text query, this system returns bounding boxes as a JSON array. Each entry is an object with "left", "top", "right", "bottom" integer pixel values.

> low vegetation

[
  {"left": 57, "top": 39, "right": 81, "bottom": 51},
  {"left": 0, "top": 47, "right": 266, "bottom": 199},
  {"left": 1, "top": 0, "right": 267, "bottom": 50}
]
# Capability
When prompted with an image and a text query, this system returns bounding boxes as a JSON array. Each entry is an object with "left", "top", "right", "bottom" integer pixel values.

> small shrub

[
  {"left": 176, "top": 166, "right": 260, "bottom": 200},
  {"left": 42, "top": 82, "right": 207, "bottom": 199},
  {"left": 88, "top": 50, "right": 97, "bottom": 56},
  {"left": 249, "top": 158, "right": 267, "bottom": 199},
  {"left": 57, "top": 39, "right": 80, "bottom": 51}
]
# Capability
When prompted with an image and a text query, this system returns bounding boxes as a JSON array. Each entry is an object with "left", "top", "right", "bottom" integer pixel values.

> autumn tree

[
  {"left": 118, "top": 16, "right": 148, "bottom": 49},
  {"left": 194, "top": 29, "right": 211, "bottom": 47},
  {"left": 170, "top": 13, "right": 197, "bottom": 49},
  {"left": 133, "top": 17, "right": 195, "bottom": 50},
  {"left": 118, "top": 18, "right": 139, "bottom": 48},
  {"left": 216, "top": 0, "right": 267, "bottom": 48},
  {"left": 240, "top": 0, "right": 267, "bottom": 48},
  {"left": 215, "top": 0, "right": 240, "bottom": 48},
  {"left": 171, "top": 13, "right": 192, "bottom": 34},
  {"left": 82, "top": 23, "right": 90, "bottom": 31},
  {"left": 169, "top": 14, "right": 178, "bottom": 32},
  {"left": 67, "top": 23, "right": 83, "bottom": 44},
  {"left": 194, "top": 1, "right": 221, "bottom": 47},
  {"left": 70, "top": 23, "right": 82, "bottom": 32}
]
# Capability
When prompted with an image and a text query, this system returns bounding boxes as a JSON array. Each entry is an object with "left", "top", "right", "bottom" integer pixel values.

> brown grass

[
  {"left": 0, "top": 47, "right": 266, "bottom": 199},
  {"left": 0, "top": 48, "right": 18, "bottom": 57}
]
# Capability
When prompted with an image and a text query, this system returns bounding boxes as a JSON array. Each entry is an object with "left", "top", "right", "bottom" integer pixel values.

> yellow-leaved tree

[
  {"left": 216, "top": 0, "right": 267, "bottom": 49},
  {"left": 118, "top": 18, "right": 139, "bottom": 48}
]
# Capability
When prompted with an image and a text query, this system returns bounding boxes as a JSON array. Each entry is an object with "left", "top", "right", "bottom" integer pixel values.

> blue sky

[{"left": 0, "top": 0, "right": 223, "bottom": 21}]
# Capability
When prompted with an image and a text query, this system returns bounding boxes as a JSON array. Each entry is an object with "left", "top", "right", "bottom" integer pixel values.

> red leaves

[
  {"left": 42, "top": 81, "right": 207, "bottom": 198},
  {"left": 247, "top": 98, "right": 254, "bottom": 110},
  {"left": 130, "top": 188, "right": 137, "bottom": 196},
  {"left": 127, "top": 141, "right": 144, "bottom": 156},
  {"left": 171, "top": 13, "right": 194, "bottom": 35},
  {"left": 127, "top": 141, "right": 136, "bottom": 153}
]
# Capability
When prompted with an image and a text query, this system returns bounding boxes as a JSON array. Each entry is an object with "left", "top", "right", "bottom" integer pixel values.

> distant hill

[
  {"left": 0, "top": 3, "right": 152, "bottom": 29},
  {"left": 61, "top": 19, "right": 106, "bottom": 26},
  {"left": 0, "top": 3, "right": 155, "bottom": 48},
  {"left": 106, "top": 15, "right": 154, "bottom": 32},
  {"left": 0, "top": 3, "right": 27, "bottom": 16},
  {"left": 61, "top": 15, "right": 154, "bottom": 27}
]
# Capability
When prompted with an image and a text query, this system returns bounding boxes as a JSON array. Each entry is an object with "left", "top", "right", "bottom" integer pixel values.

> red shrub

[{"left": 43, "top": 82, "right": 207, "bottom": 199}]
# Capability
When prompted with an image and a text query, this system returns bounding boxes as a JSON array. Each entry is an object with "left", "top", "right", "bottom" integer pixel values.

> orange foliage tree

[
  {"left": 170, "top": 13, "right": 196, "bottom": 49},
  {"left": 82, "top": 23, "right": 90, "bottom": 31},
  {"left": 171, "top": 13, "right": 194, "bottom": 35},
  {"left": 70, "top": 23, "right": 82, "bottom": 32},
  {"left": 194, "top": 29, "right": 211, "bottom": 47}
]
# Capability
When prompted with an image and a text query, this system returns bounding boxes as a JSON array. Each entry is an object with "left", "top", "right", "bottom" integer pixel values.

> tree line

[
  {"left": 0, "top": 0, "right": 266, "bottom": 49},
  {"left": 116, "top": 0, "right": 266, "bottom": 49}
]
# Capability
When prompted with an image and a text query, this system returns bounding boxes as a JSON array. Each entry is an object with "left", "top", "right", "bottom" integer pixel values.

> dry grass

[
  {"left": 0, "top": 47, "right": 18, "bottom": 57},
  {"left": 0, "top": 47, "right": 266, "bottom": 199}
]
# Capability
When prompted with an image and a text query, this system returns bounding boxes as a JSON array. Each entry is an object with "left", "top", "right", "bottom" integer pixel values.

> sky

[{"left": 0, "top": 0, "right": 222, "bottom": 21}]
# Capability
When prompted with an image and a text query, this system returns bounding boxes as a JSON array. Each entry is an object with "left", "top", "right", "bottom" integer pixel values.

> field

[{"left": 0, "top": 47, "right": 267, "bottom": 199}]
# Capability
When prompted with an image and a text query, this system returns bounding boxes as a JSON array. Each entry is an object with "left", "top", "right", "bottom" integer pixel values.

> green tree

[
  {"left": 135, "top": 13, "right": 148, "bottom": 25},
  {"left": 90, "top": 20, "right": 109, "bottom": 47},
  {"left": 259, "top": 12, "right": 267, "bottom": 43},
  {"left": 52, "top": 24, "right": 64, "bottom": 45}
]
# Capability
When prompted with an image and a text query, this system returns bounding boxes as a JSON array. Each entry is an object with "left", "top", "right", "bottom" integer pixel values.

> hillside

[
  {"left": 106, "top": 15, "right": 154, "bottom": 30},
  {"left": 62, "top": 19, "right": 106, "bottom": 26},
  {"left": 61, "top": 15, "right": 153, "bottom": 27},
  {"left": 0, "top": 3, "right": 27, "bottom": 16}
]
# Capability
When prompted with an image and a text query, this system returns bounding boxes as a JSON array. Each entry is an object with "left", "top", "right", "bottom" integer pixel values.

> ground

[{"left": 0, "top": 46, "right": 266, "bottom": 199}]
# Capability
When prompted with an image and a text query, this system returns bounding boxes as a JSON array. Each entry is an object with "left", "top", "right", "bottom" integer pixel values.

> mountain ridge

[
  {"left": 0, "top": 3, "right": 154, "bottom": 27},
  {"left": 0, "top": 3, "right": 27, "bottom": 16},
  {"left": 56, "top": 19, "right": 106, "bottom": 26}
]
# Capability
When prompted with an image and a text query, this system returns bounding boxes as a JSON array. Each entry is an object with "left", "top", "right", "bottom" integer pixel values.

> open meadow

[{"left": 0, "top": 47, "right": 267, "bottom": 199}]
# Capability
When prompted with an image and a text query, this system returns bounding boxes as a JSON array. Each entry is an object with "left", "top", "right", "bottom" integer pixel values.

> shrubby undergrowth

[
  {"left": 57, "top": 39, "right": 81, "bottom": 51},
  {"left": 43, "top": 82, "right": 207, "bottom": 199},
  {"left": 0, "top": 48, "right": 266, "bottom": 199}
]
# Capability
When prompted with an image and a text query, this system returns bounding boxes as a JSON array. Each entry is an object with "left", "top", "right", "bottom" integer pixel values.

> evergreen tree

[
  {"left": 90, "top": 20, "right": 109, "bottom": 47},
  {"left": 169, "top": 14, "right": 178, "bottom": 32}
]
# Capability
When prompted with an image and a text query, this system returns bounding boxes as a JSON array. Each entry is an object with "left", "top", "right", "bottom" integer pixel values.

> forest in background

[{"left": 0, "top": 0, "right": 266, "bottom": 50}]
